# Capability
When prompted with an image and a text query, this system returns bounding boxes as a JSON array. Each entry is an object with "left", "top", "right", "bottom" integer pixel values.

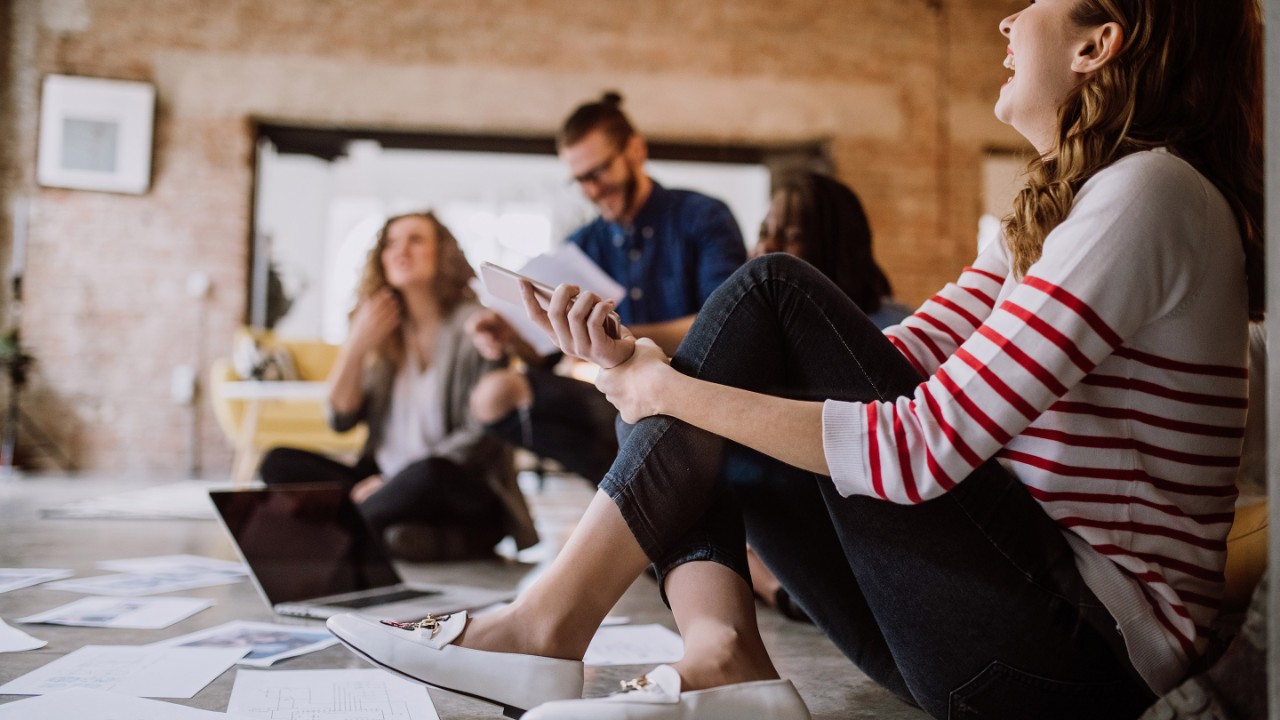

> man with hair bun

[{"left": 467, "top": 91, "right": 746, "bottom": 486}]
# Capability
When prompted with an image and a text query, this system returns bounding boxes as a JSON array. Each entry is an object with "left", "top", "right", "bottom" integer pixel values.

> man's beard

[
  {"left": 597, "top": 162, "right": 639, "bottom": 223},
  {"left": 619, "top": 167, "right": 640, "bottom": 221}
]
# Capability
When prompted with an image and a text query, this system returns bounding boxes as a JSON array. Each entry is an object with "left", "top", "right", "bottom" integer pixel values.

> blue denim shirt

[{"left": 567, "top": 182, "right": 746, "bottom": 325}]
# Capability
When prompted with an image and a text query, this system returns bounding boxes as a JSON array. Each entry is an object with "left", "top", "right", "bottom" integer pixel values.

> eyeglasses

[{"left": 569, "top": 147, "right": 623, "bottom": 187}]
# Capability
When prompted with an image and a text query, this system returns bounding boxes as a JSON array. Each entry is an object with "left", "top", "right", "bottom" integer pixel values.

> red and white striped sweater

[{"left": 821, "top": 150, "right": 1249, "bottom": 693}]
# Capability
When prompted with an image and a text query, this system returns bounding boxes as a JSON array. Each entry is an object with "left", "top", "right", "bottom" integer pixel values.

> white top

[
  {"left": 375, "top": 362, "right": 446, "bottom": 479},
  {"left": 822, "top": 150, "right": 1249, "bottom": 693}
]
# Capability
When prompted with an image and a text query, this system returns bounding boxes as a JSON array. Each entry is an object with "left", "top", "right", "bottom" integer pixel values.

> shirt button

[
  {"left": 630, "top": 287, "right": 644, "bottom": 301},
  {"left": 642, "top": 227, "right": 654, "bottom": 239},
  {"left": 628, "top": 249, "right": 642, "bottom": 262},
  {"left": 613, "top": 234, "right": 625, "bottom": 248}
]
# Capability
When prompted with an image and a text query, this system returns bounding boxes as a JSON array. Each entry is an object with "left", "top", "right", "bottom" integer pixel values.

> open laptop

[{"left": 209, "top": 485, "right": 511, "bottom": 621}]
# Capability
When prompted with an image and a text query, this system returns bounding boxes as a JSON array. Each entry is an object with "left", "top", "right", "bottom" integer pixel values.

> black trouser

[
  {"left": 258, "top": 448, "right": 501, "bottom": 538},
  {"left": 483, "top": 364, "right": 620, "bottom": 485}
]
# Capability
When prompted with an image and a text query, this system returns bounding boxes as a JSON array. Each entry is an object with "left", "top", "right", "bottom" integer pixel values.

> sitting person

[
  {"left": 754, "top": 170, "right": 911, "bottom": 329},
  {"left": 325, "top": 1, "right": 1263, "bottom": 718},
  {"left": 467, "top": 92, "right": 746, "bottom": 486},
  {"left": 258, "top": 211, "right": 537, "bottom": 562},
  {"left": 745, "top": 170, "right": 912, "bottom": 620}
]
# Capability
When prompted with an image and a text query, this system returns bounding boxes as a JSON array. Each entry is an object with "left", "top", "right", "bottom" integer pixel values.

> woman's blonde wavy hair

[
  {"left": 354, "top": 211, "right": 477, "bottom": 367},
  {"left": 1003, "top": 0, "right": 1264, "bottom": 319}
]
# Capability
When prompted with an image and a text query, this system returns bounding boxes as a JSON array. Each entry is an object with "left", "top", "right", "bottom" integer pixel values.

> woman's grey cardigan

[{"left": 329, "top": 299, "right": 538, "bottom": 550}]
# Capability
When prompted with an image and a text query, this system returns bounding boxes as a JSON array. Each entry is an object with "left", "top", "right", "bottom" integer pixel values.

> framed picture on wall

[{"left": 36, "top": 75, "right": 156, "bottom": 195}]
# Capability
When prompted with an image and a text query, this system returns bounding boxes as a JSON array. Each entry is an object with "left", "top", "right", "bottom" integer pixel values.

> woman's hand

[
  {"left": 350, "top": 474, "right": 386, "bottom": 505},
  {"left": 466, "top": 309, "right": 517, "bottom": 360},
  {"left": 519, "top": 281, "right": 636, "bottom": 369},
  {"left": 594, "top": 337, "right": 673, "bottom": 423},
  {"left": 347, "top": 289, "right": 402, "bottom": 356}
]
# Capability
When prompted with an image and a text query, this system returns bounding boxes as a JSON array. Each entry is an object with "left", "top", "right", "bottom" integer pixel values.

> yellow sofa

[
  {"left": 210, "top": 331, "right": 366, "bottom": 485},
  {"left": 1223, "top": 498, "right": 1267, "bottom": 611}
]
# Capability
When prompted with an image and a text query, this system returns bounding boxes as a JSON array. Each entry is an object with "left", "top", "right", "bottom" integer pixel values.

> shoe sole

[{"left": 330, "top": 627, "right": 527, "bottom": 718}]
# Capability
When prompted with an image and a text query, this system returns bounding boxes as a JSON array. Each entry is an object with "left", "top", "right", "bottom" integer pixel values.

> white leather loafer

[
  {"left": 523, "top": 664, "right": 812, "bottom": 719},
  {"left": 326, "top": 611, "right": 584, "bottom": 718}
]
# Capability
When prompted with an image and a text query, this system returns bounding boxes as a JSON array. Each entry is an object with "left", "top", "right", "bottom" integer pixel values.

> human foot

[
  {"left": 523, "top": 664, "right": 811, "bottom": 720},
  {"left": 454, "top": 603, "right": 592, "bottom": 660},
  {"left": 327, "top": 612, "right": 583, "bottom": 718}
]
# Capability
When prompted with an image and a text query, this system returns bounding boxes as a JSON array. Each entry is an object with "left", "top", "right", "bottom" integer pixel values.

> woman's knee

[
  {"left": 258, "top": 447, "right": 301, "bottom": 484},
  {"left": 469, "top": 370, "right": 532, "bottom": 424},
  {"left": 743, "top": 250, "right": 816, "bottom": 282}
]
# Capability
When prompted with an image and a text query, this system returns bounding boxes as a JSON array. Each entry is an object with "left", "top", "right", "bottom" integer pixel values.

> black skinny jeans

[{"left": 600, "top": 254, "right": 1156, "bottom": 720}]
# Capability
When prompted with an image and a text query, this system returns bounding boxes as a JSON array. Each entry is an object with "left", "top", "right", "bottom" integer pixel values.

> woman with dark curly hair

[{"left": 259, "top": 211, "right": 537, "bottom": 561}]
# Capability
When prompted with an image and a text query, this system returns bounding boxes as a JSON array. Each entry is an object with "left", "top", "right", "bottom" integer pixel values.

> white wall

[{"left": 255, "top": 143, "right": 769, "bottom": 342}]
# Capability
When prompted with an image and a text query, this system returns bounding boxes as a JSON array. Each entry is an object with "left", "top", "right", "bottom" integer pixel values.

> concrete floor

[{"left": 0, "top": 472, "right": 929, "bottom": 719}]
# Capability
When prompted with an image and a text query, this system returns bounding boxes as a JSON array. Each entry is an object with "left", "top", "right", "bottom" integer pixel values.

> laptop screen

[{"left": 209, "top": 485, "right": 402, "bottom": 605}]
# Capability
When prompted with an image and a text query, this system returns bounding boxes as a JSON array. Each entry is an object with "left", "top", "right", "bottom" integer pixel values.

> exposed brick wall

[{"left": 1, "top": 0, "right": 1029, "bottom": 475}]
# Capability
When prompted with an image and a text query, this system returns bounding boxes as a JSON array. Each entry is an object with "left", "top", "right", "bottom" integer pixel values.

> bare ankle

[
  {"left": 674, "top": 627, "right": 778, "bottom": 691},
  {"left": 458, "top": 604, "right": 589, "bottom": 661}
]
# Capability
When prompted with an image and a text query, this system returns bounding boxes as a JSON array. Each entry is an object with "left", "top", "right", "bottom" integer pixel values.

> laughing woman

[{"left": 327, "top": 1, "right": 1262, "bottom": 718}]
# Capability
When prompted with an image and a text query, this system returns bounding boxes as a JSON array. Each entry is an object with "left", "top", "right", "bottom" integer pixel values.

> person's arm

[
  {"left": 610, "top": 201, "right": 744, "bottom": 356},
  {"left": 430, "top": 327, "right": 506, "bottom": 465},
  {"left": 515, "top": 281, "right": 827, "bottom": 471},
  {"left": 465, "top": 309, "right": 547, "bottom": 365},
  {"left": 600, "top": 338, "right": 829, "bottom": 473},
  {"left": 688, "top": 198, "right": 747, "bottom": 306},
  {"left": 328, "top": 289, "right": 401, "bottom": 425},
  {"left": 628, "top": 314, "right": 695, "bottom": 356},
  {"left": 529, "top": 154, "right": 1220, "bottom": 505},
  {"left": 880, "top": 242, "right": 1006, "bottom": 379}
]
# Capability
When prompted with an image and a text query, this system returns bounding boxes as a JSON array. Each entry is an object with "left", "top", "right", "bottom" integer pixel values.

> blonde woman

[
  {"left": 329, "top": 1, "right": 1263, "bottom": 718},
  {"left": 259, "top": 212, "right": 537, "bottom": 561}
]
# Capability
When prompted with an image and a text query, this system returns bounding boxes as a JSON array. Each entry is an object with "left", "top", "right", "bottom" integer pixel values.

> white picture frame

[{"left": 36, "top": 75, "right": 155, "bottom": 194}]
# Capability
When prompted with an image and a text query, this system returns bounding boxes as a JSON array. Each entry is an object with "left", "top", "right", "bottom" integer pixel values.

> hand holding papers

[
  {"left": 473, "top": 244, "right": 624, "bottom": 356},
  {"left": 479, "top": 263, "right": 621, "bottom": 340}
]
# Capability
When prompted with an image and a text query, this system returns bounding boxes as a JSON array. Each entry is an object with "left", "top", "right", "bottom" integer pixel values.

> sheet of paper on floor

[
  {"left": 151, "top": 620, "right": 337, "bottom": 667},
  {"left": 43, "top": 567, "right": 245, "bottom": 596},
  {"left": 583, "top": 623, "right": 684, "bottom": 666},
  {"left": 0, "top": 645, "right": 248, "bottom": 697},
  {"left": 97, "top": 554, "right": 247, "bottom": 575},
  {"left": 0, "top": 688, "right": 256, "bottom": 719},
  {"left": 0, "top": 618, "right": 46, "bottom": 652},
  {"left": 228, "top": 668, "right": 439, "bottom": 720},
  {"left": 0, "top": 568, "right": 73, "bottom": 594},
  {"left": 18, "top": 596, "right": 214, "bottom": 629},
  {"left": 40, "top": 481, "right": 221, "bottom": 521}
]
